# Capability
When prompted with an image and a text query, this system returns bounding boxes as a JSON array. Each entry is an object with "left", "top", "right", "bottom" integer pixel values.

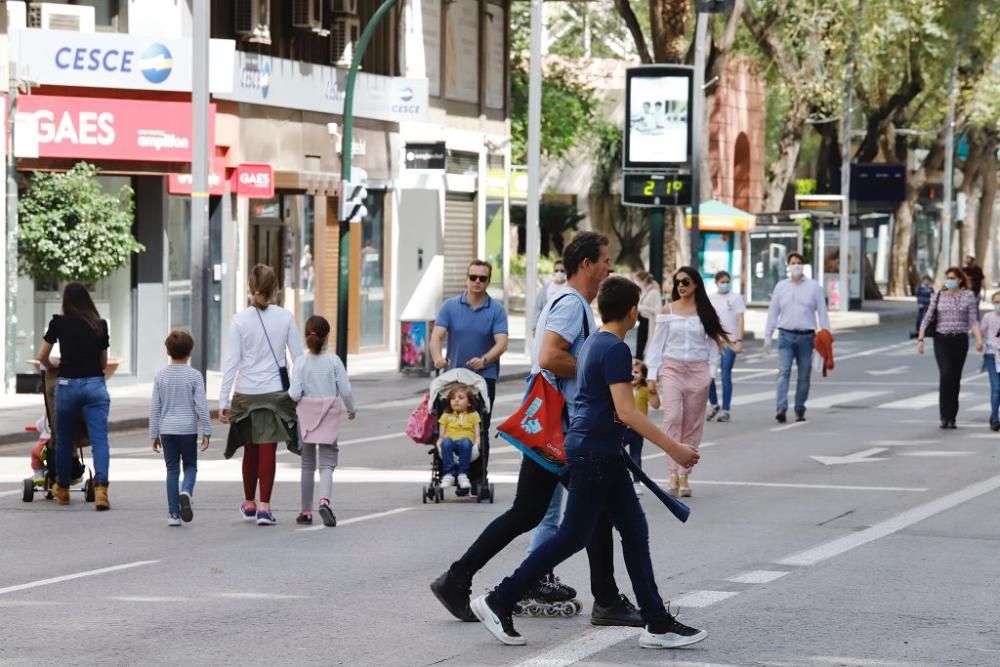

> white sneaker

[
  {"left": 716, "top": 411, "right": 731, "bottom": 423},
  {"left": 440, "top": 474, "right": 456, "bottom": 488},
  {"left": 167, "top": 514, "right": 182, "bottom": 527},
  {"left": 705, "top": 405, "right": 720, "bottom": 422},
  {"left": 633, "top": 483, "right": 644, "bottom": 496},
  {"left": 457, "top": 474, "right": 471, "bottom": 490},
  {"left": 639, "top": 617, "right": 708, "bottom": 649}
]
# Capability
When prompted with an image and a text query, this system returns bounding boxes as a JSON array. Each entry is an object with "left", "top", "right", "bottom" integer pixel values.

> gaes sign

[{"left": 232, "top": 164, "right": 274, "bottom": 198}]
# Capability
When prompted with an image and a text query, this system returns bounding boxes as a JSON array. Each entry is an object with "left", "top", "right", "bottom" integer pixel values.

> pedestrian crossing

[{"left": 720, "top": 388, "right": 996, "bottom": 414}]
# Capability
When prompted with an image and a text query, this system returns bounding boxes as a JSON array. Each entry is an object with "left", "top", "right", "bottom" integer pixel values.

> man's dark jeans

[
  {"left": 488, "top": 447, "right": 669, "bottom": 626},
  {"left": 450, "top": 455, "right": 620, "bottom": 606}
]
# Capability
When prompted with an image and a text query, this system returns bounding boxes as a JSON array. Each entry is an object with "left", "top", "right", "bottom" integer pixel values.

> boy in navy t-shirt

[{"left": 471, "top": 276, "right": 707, "bottom": 650}]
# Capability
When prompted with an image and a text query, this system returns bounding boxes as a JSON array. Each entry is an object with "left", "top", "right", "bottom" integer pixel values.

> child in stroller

[{"left": 422, "top": 369, "right": 495, "bottom": 504}]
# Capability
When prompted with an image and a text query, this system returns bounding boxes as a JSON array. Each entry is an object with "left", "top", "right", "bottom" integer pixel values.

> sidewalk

[{"left": 744, "top": 295, "right": 917, "bottom": 339}]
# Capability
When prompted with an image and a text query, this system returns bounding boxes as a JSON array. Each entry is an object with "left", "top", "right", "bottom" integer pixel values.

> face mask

[
  {"left": 717, "top": 282, "right": 732, "bottom": 294},
  {"left": 944, "top": 278, "right": 959, "bottom": 290},
  {"left": 994, "top": 304, "right": 1000, "bottom": 313},
  {"left": 789, "top": 265, "right": 805, "bottom": 279},
  {"left": 552, "top": 270, "right": 566, "bottom": 283}
]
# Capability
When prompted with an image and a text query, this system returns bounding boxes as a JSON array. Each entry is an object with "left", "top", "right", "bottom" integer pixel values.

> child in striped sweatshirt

[{"left": 150, "top": 330, "right": 212, "bottom": 527}]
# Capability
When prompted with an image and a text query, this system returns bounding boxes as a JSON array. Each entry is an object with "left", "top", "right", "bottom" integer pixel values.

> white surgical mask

[
  {"left": 944, "top": 278, "right": 959, "bottom": 290},
  {"left": 717, "top": 282, "right": 732, "bottom": 294},
  {"left": 993, "top": 304, "right": 1000, "bottom": 313},
  {"left": 552, "top": 270, "right": 566, "bottom": 283},
  {"left": 788, "top": 265, "right": 805, "bottom": 279}
]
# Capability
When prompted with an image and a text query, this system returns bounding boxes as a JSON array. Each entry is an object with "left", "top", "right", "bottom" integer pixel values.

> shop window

[
  {"left": 43, "top": 0, "right": 120, "bottom": 30},
  {"left": 167, "top": 196, "right": 192, "bottom": 332},
  {"left": 360, "top": 190, "right": 386, "bottom": 348}
]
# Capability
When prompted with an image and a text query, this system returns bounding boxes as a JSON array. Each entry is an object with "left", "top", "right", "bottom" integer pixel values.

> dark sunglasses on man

[{"left": 468, "top": 274, "right": 490, "bottom": 283}]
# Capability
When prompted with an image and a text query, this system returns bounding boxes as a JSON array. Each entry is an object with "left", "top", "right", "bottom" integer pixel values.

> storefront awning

[{"left": 685, "top": 200, "right": 756, "bottom": 232}]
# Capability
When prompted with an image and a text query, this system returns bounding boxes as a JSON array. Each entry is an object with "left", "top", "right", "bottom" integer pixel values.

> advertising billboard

[{"left": 624, "top": 65, "right": 693, "bottom": 169}]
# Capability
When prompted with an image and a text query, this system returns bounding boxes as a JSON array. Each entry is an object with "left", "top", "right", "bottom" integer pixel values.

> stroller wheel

[
  {"left": 489, "top": 483, "right": 495, "bottom": 504},
  {"left": 422, "top": 485, "right": 429, "bottom": 504},
  {"left": 85, "top": 478, "right": 96, "bottom": 503},
  {"left": 435, "top": 487, "right": 444, "bottom": 503},
  {"left": 22, "top": 478, "right": 35, "bottom": 503}
]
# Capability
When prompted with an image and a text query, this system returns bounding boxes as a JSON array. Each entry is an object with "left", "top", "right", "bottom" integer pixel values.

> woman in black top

[{"left": 37, "top": 282, "right": 112, "bottom": 510}]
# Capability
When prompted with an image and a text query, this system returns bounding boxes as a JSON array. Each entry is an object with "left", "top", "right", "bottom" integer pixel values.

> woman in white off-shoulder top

[{"left": 645, "top": 267, "right": 730, "bottom": 498}]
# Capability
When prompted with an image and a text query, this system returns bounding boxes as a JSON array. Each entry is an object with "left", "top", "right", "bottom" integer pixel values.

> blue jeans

[
  {"left": 161, "top": 434, "right": 198, "bottom": 515},
  {"left": 55, "top": 376, "right": 110, "bottom": 487},
  {"left": 985, "top": 355, "right": 1000, "bottom": 423},
  {"left": 624, "top": 429, "right": 643, "bottom": 482},
  {"left": 708, "top": 347, "right": 738, "bottom": 411},
  {"left": 440, "top": 437, "right": 473, "bottom": 475},
  {"left": 490, "top": 447, "right": 669, "bottom": 626},
  {"left": 776, "top": 330, "right": 814, "bottom": 414},
  {"left": 527, "top": 483, "right": 563, "bottom": 555}
]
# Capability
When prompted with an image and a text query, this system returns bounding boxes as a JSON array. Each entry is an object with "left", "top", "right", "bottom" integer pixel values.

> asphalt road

[{"left": 1, "top": 320, "right": 998, "bottom": 666}]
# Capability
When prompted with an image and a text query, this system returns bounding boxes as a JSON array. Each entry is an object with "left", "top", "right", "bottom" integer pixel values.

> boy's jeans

[
  {"left": 708, "top": 347, "right": 738, "bottom": 411},
  {"left": 55, "top": 377, "right": 110, "bottom": 487},
  {"left": 776, "top": 330, "right": 814, "bottom": 414},
  {"left": 490, "top": 447, "right": 670, "bottom": 626},
  {"left": 985, "top": 355, "right": 1000, "bottom": 423},
  {"left": 440, "top": 437, "right": 473, "bottom": 475},
  {"left": 160, "top": 434, "right": 198, "bottom": 516}
]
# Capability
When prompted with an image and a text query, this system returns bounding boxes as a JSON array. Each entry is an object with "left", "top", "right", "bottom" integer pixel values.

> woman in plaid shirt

[{"left": 917, "top": 267, "right": 984, "bottom": 429}]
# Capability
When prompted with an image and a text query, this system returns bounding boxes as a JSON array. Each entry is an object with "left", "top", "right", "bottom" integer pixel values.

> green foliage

[
  {"left": 795, "top": 179, "right": 818, "bottom": 195},
  {"left": 510, "top": 200, "right": 584, "bottom": 257},
  {"left": 511, "top": 58, "right": 599, "bottom": 164},
  {"left": 18, "top": 162, "right": 143, "bottom": 284},
  {"left": 510, "top": 253, "right": 557, "bottom": 277}
]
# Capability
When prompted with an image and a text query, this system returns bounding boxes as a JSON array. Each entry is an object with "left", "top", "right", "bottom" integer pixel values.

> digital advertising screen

[{"left": 625, "top": 66, "right": 693, "bottom": 168}]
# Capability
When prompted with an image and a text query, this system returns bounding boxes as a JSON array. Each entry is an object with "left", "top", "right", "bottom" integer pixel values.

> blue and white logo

[
  {"left": 399, "top": 86, "right": 414, "bottom": 103},
  {"left": 137, "top": 43, "right": 173, "bottom": 84},
  {"left": 260, "top": 62, "right": 271, "bottom": 99}
]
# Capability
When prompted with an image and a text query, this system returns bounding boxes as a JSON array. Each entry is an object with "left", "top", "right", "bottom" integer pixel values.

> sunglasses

[
  {"left": 468, "top": 274, "right": 490, "bottom": 283},
  {"left": 674, "top": 278, "right": 692, "bottom": 288}
]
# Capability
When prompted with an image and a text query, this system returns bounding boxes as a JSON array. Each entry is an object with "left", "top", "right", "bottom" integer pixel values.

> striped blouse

[
  {"left": 921, "top": 289, "right": 979, "bottom": 336},
  {"left": 149, "top": 364, "right": 212, "bottom": 438}
]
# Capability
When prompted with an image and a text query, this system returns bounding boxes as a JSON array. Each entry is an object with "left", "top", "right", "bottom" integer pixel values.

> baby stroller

[
  {"left": 421, "top": 368, "right": 495, "bottom": 505},
  {"left": 22, "top": 370, "right": 95, "bottom": 503}
]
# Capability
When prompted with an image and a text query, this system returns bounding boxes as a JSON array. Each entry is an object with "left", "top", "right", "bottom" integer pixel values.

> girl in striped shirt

[{"left": 150, "top": 330, "right": 212, "bottom": 526}]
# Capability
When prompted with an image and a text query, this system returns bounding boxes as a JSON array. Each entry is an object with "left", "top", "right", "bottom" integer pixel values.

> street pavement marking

[
  {"left": 340, "top": 432, "right": 406, "bottom": 446},
  {"left": 729, "top": 390, "right": 778, "bottom": 406},
  {"left": 296, "top": 506, "right": 412, "bottom": 532},
  {"left": 966, "top": 433, "right": 1000, "bottom": 439},
  {"left": 776, "top": 473, "right": 1000, "bottom": 567},
  {"left": 0, "top": 489, "right": 21, "bottom": 498},
  {"left": 0, "top": 560, "right": 159, "bottom": 596},
  {"left": 898, "top": 451, "right": 975, "bottom": 457},
  {"left": 511, "top": 627, "right": 640, "bottom": 667},
  {"left": 870, "top": 440, "right": 939, "bottom": 446},
  {"left": 878, "top": 391, "right": 973, "bottom": 410},
  {"left": 805, "top": 390, "right": 890, "bottom": 409},
  {"left": 771, "top": 421, "right": 807, "bottom": 432},
  {"left": 673, "top": 590, "right": 739, "bottom": 608},
  {"left": 650, "top": 479, "right": 926, "bottom": 492},
  {"left": 726, "top": 570, "right": 789, "bottom": 584}
]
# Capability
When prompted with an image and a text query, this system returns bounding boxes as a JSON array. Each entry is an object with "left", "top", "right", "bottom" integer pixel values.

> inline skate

[{"left": 513, "top": 573, "right": 583, "bottom": 617}]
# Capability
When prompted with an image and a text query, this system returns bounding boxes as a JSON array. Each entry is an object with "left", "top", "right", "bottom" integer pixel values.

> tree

[
  {"left": 18, "top": 162, "right": 143, "bottom": 284},
  {"left": 590, "top": 121, "right": 650, "bottom": 270}
]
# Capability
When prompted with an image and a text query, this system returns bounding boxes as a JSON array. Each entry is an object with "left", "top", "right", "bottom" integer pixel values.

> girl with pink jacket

[{"left": 289, "top": 315, "right": 357, "bottom": 527}]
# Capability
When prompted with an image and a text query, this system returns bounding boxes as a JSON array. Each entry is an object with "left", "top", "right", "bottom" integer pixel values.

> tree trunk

[
  {"left": 762, "top": 97, "right": 809, "bottom": 212},
  {"left": 975, "top": 134, "right": 998, "bottom": 288},
  {"left": 649, "top": 0, "right": 691, "bottom": 63},
  {"left": 888, "top": 195, "right": 917, "bottom": 296},
  {"left": 814, "top": 122, "right": 840, "bottom": 195},
  {"left": 664, "top": 206, "right": 681, "bottom": 278}
]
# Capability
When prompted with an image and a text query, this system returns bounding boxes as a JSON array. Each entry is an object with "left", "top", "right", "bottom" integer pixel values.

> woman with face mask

[
  {"left": 978, "top": 291, "right": 1000, "bottom": 431},
  {"left": 634, "top": 271, "right": 663, "bottom": 360},
  {"left": 707, "top": 271, "right": 746, "bottom": 422},
  {"left": 917, "top": 267, "right": 983, "bottom": 429}
]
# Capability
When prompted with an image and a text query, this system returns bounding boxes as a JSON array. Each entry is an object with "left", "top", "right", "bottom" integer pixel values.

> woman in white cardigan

[{"left": 635, "top": 271, "right": 663, "bottom": 360}]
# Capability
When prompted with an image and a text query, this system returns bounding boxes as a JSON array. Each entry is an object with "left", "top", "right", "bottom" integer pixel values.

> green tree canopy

[{"left": 18, "top": 162, "right": 144, "bottom": 284}]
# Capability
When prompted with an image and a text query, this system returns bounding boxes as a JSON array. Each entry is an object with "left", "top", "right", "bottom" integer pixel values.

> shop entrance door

[{"left": 249, "top": 197, "right": 286, "bottom": 306}]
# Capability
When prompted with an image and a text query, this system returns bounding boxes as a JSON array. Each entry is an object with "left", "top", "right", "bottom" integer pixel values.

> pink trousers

[{"left": 658, "top": 359, "right": 711, "bottom": 475}]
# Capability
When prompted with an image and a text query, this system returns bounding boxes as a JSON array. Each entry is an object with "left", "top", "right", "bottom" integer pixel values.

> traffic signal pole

[{"left": 338, "top": 0, "right": 399, "bottom": 367}]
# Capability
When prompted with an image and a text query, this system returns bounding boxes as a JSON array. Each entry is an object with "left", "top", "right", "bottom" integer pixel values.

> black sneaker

[
  {"left": 178, "top": 491, "right": 194, "bottom": 523},
  {"left": 591, "top": 594, "right": 643, "bottom": 627},
  {"left": 430, "top": 570, "right": 476, "bottom": 622},
  {"left": 775, "top": 411, "right": 787, "bottom": 424},
  {"left": 640, "top": 610, "right": 708, "bottom": 649},
  {"left": 948, "top": 419, "right": 958, "bottom": 429},
  {"left": 471, "top": 594, "right": 525, "bottom": 646},
  {"left": 795, "top": 410, "right": 807, "bottom": 422},
  {"left": 296, "top": 512, "right": 313, "bottom": 525},
  {"left": 991, "top": 421, "right": 1000, "bottom": 432},
  {"left": 527, "top": 574, "right": 574, "bottom": 603},
  {"left": 318, "top": 503, "right": 337, "bottom": 527},
  {"left": 549, "top": 573, "right": 577, "bottom": 600}
]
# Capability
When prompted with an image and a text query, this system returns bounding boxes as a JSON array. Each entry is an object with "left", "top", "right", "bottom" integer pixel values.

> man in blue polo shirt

[{"left": 431, "top": 259, "right": 509, "bottom": 422}]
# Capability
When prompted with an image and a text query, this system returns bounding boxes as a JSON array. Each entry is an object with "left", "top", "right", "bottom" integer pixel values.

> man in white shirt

[
  {"left": 764, "top": 253, "right": 831, "bottom": 423},
  {"left": 707, "top": 271, "right": 745, "bottom": 422},
  {"left": 531, "top": 260, "right": 567, "bottom": 336}
]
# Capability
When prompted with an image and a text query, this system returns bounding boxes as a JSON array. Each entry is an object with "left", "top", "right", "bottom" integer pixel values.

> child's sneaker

[
  {"left": 240, "top": 501, "right": 257, "bottom": 521},
  {"left": 457, "top": 474, "right": 471, "bottom": 490},
  {"left": 296, "top": 512, "right": 313, "bottom": 525},
  {"left": 706, "top": 405, "right": 720, "bottom": 422},
  {"left": 318, "top": 502, "right": 337, "bottom": 527},
  {"left": 440, "top": 474, "right": 456, "bottom": 488},
  {"left": 716, "top": 411, "right": 731, "bottom": 423},
  {"left": 471, "top": 594, "right": 526, "bottom": 646},
  {"left": 167, "top": 514, "right": 182, "bottom": 527},
  {"left": 256, "top": 510, "right": 277, "bottom": 526},
  {"left": 179, "top": 491, "right": 194, "bottom": 522}
]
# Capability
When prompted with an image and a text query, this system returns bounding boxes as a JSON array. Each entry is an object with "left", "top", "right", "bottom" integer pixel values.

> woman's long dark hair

[
  {"left": 62, "top": 282, "right": 102, "bottom": 332},
  {"left": 670, "top": 267, "right": 730, "bottom": 348}
]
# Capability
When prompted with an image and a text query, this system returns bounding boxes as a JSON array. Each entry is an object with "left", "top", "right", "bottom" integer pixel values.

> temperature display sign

[{"left": 622, "top": 173, "right": 692, "bottom": 207}]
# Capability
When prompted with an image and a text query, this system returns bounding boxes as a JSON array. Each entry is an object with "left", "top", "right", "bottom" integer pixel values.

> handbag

[
  {"left": 924, "top": 291, "right": 941, "bottom": 338},
  {"left": 254, "top": 307, "right": 291, "bottom": 391},
  {"left": 406, "top": 394, "right": 437, "bottom": 444},
  {"left": 496, "top": 374, "right": 568, "bottom": 475}
]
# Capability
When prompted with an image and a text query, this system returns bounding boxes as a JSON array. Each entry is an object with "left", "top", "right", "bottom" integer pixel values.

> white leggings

[{"left": 301, "top": 442, "right": 339, "bottom": 511}]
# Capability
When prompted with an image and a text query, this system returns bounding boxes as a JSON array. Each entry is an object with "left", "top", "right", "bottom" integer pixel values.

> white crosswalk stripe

[
  {"left": 878, "top": 392, "right": 973, "bottom": 410},
  {"left": 804, "top": 390, "right": 890, "bottom": 409}
]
